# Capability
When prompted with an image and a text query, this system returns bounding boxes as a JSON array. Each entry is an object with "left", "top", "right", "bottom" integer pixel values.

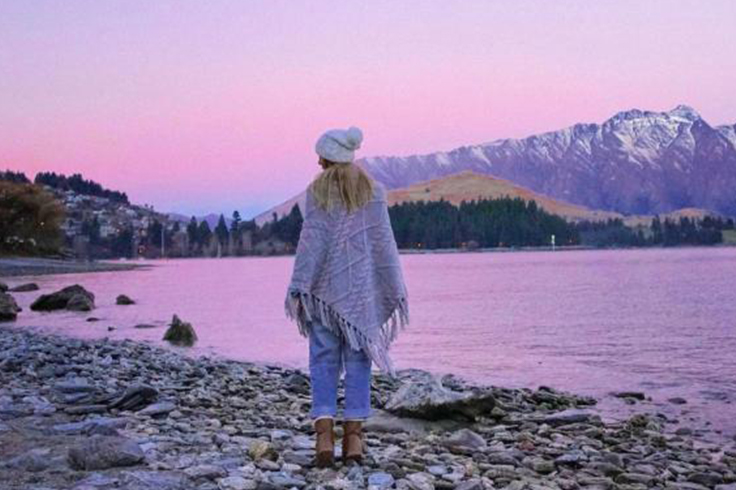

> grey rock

[
  {"left": 615, "top": 472, "right": 655, "bottom": 485},
  {"left": 8, "top": 448, "right": 52, "bottom": 472},
  {"left": 108, "top": 384, "right": 158, "bottom": 411},
  {"left": 612, "top": 391, "right": 646, "bottom": 400},
  {"left": 688, "top": 472, "right": 724, "bottom": 487},
  {"left": 364, "top": 409, "right": 467, "bottom": 435},
  {"left": 536, "top": 409, "right": 602, "bottom": 427},
  {"left": 9, "top": 282, "right": 39, "bottom": 292},
  {"left": 55, "top": 377, "right": 95, "bottom": 393},
  {"left": 67, "top": 293, "right": 95, "bottom": 311},
  {"left": 31, "top": 284, "right": 95, "bottom": 311},
  {"left": 369, "top": 472, "right": 396, "bottom": 489},
  {"left": 218, "top": 477, "right": 257, "bottom": 490},
  {"left": 454, "top": 479, "right": 483, "bottom": 490},
  {"left": 185, "top": 464, "right": 228, "bottom": 480},
  {"left": 285, "top": 372, "right": 310, "bottom": 395},
  {"left": 118, "top": 470, "right": 192, "bottom": 490},
  {"left": 282, "top": 449, "right": 313, "bottom": 466},
  {"left": 427, "top": 465, "right": 448, "bottom": 476},
  {"left": 116, "top": 294, "right": 136, "bottom": 305},
  {"left": 0, "top": 292, "right": 21, "bottom": 321},
  {"left": 554, "top": 450, "right": 586, "bottom": 467},
  {"left": 668, "top": 397, "right": 688, "bottom": 405},
  {"left": 138, "top": 401, "right": 176, "bottom": 417},
  {"left": 68, "top": 435, "right": 145, "bottom": 470},
  {"left": 442, "top": 428, "right": 487, "bottom": 452},
  {"left": 134, "top": 323, "right": 158, "bottom": 329},
  {"left": 269, "top": 472, "right": 307, "bottom": 488},
  {"left": 163, "top": 314, "right": 198, "bottom": 346},
  {"left": 385, "top": 376, "right": 495, "bottom": 421}
]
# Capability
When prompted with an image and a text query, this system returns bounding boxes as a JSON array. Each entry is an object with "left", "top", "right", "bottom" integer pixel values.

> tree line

[
  {"left": 388, "top": 197, "right": 578, "bottom": 249},
  {"left": 34, "top": 171, "right": 129, "bottom": 204}
]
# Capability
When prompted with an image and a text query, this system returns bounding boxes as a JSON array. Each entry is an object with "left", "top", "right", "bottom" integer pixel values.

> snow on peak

[{"left": 667, "top": 104, "right": 701, "bottom": 121}]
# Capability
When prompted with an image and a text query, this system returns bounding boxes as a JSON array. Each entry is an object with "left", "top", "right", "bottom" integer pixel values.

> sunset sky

[{"left": 1, "top": 1, "right": 734, "bottom": 218}]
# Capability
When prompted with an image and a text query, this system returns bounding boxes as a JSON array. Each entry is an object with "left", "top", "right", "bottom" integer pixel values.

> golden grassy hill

[{"left": 386, "top": 171, "right": 622, "bottom": 222}]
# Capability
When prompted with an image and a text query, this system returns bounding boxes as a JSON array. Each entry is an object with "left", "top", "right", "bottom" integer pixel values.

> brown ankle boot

[
  {"left": 342, "top": 420, "right": 364, "bottom": 464},
  {"left": 314, "top": 418, "right": 335, "bottom": 468}
]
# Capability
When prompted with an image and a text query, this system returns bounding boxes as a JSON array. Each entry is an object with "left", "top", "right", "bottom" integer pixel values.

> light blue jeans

[{"left": 308, "top": 320, "right": 373, "bottom": 420}]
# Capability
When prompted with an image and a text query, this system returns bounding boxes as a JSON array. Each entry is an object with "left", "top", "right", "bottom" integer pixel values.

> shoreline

[
  {"left": 0, "top": 257, "right": 150, "bottom": 277},
  {"left": 1, "top": 326, "right": 734, "bottom": 489},
  {"left": 3, "top": 244, "right": 734, "bottom": 276}
]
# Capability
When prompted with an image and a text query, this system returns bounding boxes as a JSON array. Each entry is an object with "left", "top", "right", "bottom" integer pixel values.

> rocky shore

[
  {"left": 0, "top": 257, "right": 147, "bottom": 277},
  {"left": 1, "top": 327, "right": 735, "bottom": 490}
]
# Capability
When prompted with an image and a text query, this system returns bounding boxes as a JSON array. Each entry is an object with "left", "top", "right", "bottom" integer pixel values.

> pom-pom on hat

[{"left": 315, "top": 126, "right": 363, "bottom": 163}]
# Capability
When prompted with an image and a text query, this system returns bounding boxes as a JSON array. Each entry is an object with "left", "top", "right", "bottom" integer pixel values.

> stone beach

[{"left": 2, "top": 326, "right": 736, "bottom": 490}]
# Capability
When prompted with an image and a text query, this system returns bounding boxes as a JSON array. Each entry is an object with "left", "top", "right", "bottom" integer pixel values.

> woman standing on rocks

[{"left": 285, "top": 126, "right": 409, "bottom": 467}]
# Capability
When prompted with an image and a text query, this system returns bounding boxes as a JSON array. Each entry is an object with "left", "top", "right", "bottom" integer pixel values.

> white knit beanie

[{"left": 315, "top": 126, "right": 363, "bottom": 163}]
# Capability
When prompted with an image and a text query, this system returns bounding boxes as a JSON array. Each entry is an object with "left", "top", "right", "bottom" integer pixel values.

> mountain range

[{"left": 358, "top": 105, "right": 736, "bottom": 217}]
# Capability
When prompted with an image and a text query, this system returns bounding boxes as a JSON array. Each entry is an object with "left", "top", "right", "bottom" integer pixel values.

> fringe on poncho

[{"left": 284, "top": 181, "right": 409, "bottom": 376}]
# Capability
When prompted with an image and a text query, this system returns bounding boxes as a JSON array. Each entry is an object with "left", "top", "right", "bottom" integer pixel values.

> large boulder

[
  {"left": 0, "top": 281, "right": 7, "bottom": 292},
  {"left": 163, "top": 314, "right": 197, "bottom": 346},
  {"left": 0, "top": 292, "right": 21, "bottom": 322},
  {"left": 384, "top": 374, "right": 495, "bottom": 421},
  {"left": 30, "top": 285, "right": 95, "bottom": 311}
]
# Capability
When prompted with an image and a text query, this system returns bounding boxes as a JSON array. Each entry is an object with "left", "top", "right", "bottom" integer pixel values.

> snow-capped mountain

[{"left": 358, "top": 105, "right": 736, "bottom": 216}]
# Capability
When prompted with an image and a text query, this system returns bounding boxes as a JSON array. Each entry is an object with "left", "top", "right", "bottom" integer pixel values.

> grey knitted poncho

[{"left": 284, "top": 181, "right": 409, "bottom": 376}]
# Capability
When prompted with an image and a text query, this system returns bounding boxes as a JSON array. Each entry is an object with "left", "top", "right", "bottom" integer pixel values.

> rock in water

[
  {"left": 0, "top": 281, "right": 7, "bottom": 292},
  {"left": 30, "top": 284, "right": 95, "bottom": 311},
  {"left": 67, "top": 293, "right": 94, "bottom": 311},
  {"left": 163, "top": 314, "right": 197, "bottom": 346},
  {"left": 384, "top": 375, "right": 495, "bottom": 421},
  {"left": 67, "top": 435, "right": 145, "bottom": 470},
  {"left": 9, "top": 282, "right": 39, "bottom": 292},
  {"left": 0, "top": 292, "right": 21, "bottom": 322},
  {"left": 116, "top": 294, "right": 135, "bottom": 305}
]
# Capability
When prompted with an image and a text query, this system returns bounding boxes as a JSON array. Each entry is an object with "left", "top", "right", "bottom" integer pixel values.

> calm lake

[{"left": 7, "top": 247, "right": 736, "bottom": 441}]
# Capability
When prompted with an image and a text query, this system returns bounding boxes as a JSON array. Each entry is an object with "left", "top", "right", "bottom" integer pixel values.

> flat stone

[
  {"left": 138, "top": 401, "right": 176, "bottom": 417},
  {"left": 536, "top": 409, "right": 602, "bottom": 427},
  {"left": 55, "top": 377, "right": 95, "bottom": 393},
  {"left": 219, "top": 476, "right": 258, "bottom": 490},
  {"left": 364, "top": 409, "right": 467, "bottom": 435},
  {"left": 269, "top": 472, "right": 307, "bottom": 488},
  {"left": 611, "top": 391, "right": 646, "bottom": 400},
  {"left": 688, "top": 472, "right": 724, "bottom": 487},
  {"left": 185, "top": 464, "right": 228, "bottom": 480},
  {"left": 442, "top": 429, "right": 487, "bottom": 452},
  {"left": 108, "top": 384, "right": 158, "bottom": 411},
  {"left": 9, "top": 282, "right": 39, "bottom": 292},
  {"left": 368, "top": 472, "right": 396, "bottom": 489},
  {"left": 385, "top": 376, "right": 495, "bottom": 421},
  {"left": 454, "top": 479, "right": 483, "bottom": 490},
  {"left": 68, "top": 435, "right": 145, "bottom": 470}
]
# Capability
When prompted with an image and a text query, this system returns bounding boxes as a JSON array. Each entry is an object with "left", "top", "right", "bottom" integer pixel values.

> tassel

[{"left": 284, "top": 290, "right": 408, "bottom": 376}]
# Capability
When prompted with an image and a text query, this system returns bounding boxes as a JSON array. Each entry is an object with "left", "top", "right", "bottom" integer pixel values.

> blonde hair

[{"left": 310, "top": 160, "right": 374, "bottom": 213}]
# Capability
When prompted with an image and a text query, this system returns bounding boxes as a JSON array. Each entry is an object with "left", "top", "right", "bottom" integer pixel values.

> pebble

[{"left": 0, "top": 326, "right": 733, "bottom": 490}]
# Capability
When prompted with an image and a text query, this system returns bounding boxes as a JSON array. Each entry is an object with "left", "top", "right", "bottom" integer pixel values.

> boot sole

[{"left": 315, "top": 451, "right": 334, "bottom": 468}]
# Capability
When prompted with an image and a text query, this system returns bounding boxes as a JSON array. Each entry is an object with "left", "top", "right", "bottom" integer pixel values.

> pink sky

[{"left": 1, "top": 1, "right": 734, "bottom": 218}]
